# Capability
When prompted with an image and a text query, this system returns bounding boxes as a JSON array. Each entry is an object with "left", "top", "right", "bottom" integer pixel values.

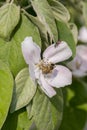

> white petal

[
  {"left": 21, "top": 36, "right": 41, "bottom": 64},
  {"left": 78, "top": 26, "right": 87, "bottom": 43},
  {"left": 46, "top": 65, "right": 72, "bottom": 88},
  {"left": 34, "top": 66, "right": 40, "bottom": 80},
  {"left": 29, "top": 63, "right": 35, "bottom": 81},
  {"left": 39, "top": 73, "right": 56, "bottom": 98},
  {"left": 43, "top": 41, "right": 72, "bottom": 64}
]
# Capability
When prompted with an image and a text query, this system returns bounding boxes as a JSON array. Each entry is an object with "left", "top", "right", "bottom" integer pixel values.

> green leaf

[
  {"left": 10, "top": 68, "right": 37, "bottom": 113},
  {"left": 69, "top": 23, "right": 78, "bottom": 44},
  {"left": 0, "top": 60, "right": 13, "bottom": 129},
  {"left": 17, "top": 108, "right": 33, "bottom": 130},
  {"left": 30, "top": 0, "right": 58, "bottom": 43},
  {"left": 0, "top": 14, "right": 41, "bottom": 76},
  {"left": 56, "top": 21, "right": 76, "bottom": 57},
  {"left": 0, "top": 3, "right": 20, "bottom": 40},
  {"left": 69, "top": 79, "right": 87, "bottom": 107},
  {"left": 59, "top": 106, "right": 87, "bottom": 130},
  {"left": 31, "top": 88, "right": 63, "bottom": 130},
  {"left": 47, "top": 0, "right": 70, "bottom": 22},
  {"left": 81, "top": 1, "right": 87, "bottom": 26},
  {"left": 77, "top": 103, "right": 87, "bottom": 111},
  {"left": 2, "top": 108, "right": 32, "bottom": 130},
  {"left": 26, "top": 103, "right": 33, "bottom": 120}
]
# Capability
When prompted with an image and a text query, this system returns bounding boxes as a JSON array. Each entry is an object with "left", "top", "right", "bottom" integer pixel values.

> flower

[
  {"left": 21, "top": 37, "right": 72, "bottom": 97},
  {"left": 67, "top": 45, "right": 87, "bottom": 77},
  {"left": 78, "top": 26, "right": 87, "bottom": 43}
]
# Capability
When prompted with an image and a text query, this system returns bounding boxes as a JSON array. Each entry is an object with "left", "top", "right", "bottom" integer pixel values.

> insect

[
  {"left": 54, "top": 40, "right": 61, "bottom": 47},
  {"left": 37, "top": 60, "right": 55, "bottom": 74}
]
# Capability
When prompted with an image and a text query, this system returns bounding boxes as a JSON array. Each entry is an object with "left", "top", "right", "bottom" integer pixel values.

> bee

[{"left": 38, "top": 60, "right": 54, "bottom": 74}]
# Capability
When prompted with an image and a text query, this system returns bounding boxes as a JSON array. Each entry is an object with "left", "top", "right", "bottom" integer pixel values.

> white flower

[
  {"left": 67, "top": 45, "right": 87, "bottom": 77},
  {"left": 21, "top": 37, "right": 72, "bottom": 97},
  {"left": 78, "top": 26, "right": 87, "bottom": 43}
]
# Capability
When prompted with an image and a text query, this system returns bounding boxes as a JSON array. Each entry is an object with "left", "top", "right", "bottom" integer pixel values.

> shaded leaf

[
  {"left": 69, "top": 79, "right": 87, "bottom": 107},
  {"left": 2, "top": 108, "right": 32, "bottom": 130},
  {"left": 26, "top": 103, "right": 33, "bottom": 120},
  {"left": 56, "top": 21, "right": 76, "bottom": 58},
  {"left": 59, "top": 106, "right": 87, "bottom": 130}
]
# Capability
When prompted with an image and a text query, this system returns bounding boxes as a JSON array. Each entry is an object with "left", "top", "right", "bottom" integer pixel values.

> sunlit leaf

[
  {"left": 10, "top": 68, "right": 37, "bottom": 113},
  {"left": 30, "top": 0, "right": 58, "bottom": 43},
  {"left": 48, "top": 0, "right": 70, "bottom": 22},
  {"left": 0, "top": 3, "right": 20, "bottom": 40},
  {"left": 30, "top": 88, "right": 63, "bottom": 130},
  {"left": 81, "top": 1, "right": 87, "bottom": 26},
  {"left": 0, "top": 14, "right": 41, "bottom": 76},
  {"left": 69, "top": 23, "right": 78, "bottom": 44},
  {"left": 0, "top": 60, "right": 13, "bottom": 129}
]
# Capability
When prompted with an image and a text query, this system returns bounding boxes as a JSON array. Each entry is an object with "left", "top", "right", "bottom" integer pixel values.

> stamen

[{"left": 37, "top": 60, "right": 54, "bottom": 74}]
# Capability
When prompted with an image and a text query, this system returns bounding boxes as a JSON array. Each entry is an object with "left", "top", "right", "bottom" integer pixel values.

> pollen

[{"left": 37, "top": 60, "right": 54, "bottom": 74}]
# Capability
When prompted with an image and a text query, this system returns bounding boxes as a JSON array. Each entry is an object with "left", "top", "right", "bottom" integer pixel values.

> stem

[
  {"left": 21, "top": 8, "right": 30, "bottom": 17},
  {"left": 23, "top": 5, "right": 31, "bottom": 10},
  {"left": 10, "top": 0, "right": 14, "bottom": 4}
]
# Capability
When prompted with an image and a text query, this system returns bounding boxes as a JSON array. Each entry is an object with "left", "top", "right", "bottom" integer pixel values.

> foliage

[{"left": 0, "top": 0, "right": 87, "bottom": 130}]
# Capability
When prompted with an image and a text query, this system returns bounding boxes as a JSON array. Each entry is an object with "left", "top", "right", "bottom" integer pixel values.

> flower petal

[
  {"left": 67, "top": 55, "right": 82, "bottom": 71},
  {"left": 43, "top": 41, "right": 72, "bottom": 64},
  {"left": 72, "top": 69, "right": 87, "bottom": 77},
  {"left": 45, "top": 65, "right": 72, "bottom": 88},
  {"left": 21, "top": 36, "right": 41, "bottom": 64},
  {"left": 39, "top": 72, "right": 56, "bottom": 97},
  {"left": 67, "top": 45, "right": 87, "bottom": 76},
  {"left": 29, "top": 63, "right": 35, "bottom": 81},
  {"left": 76, "top": 45, "right": 87, "bottom": 61},
  {"left": 78, "top": 26, "right": 87, "bottom": 43}
]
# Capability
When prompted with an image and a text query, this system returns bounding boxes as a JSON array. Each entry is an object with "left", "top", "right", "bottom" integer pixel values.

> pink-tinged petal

[
  {"left": 43, "top": 41, "right": 72, "bottom": 64},
  {"left": 67, "top": 45, "right": 87, "bottom": 77},
  {"left": 39, "top": 73, "right": 56, "bottom": 98},
  {"left": 78, "top": 26, "right": 87, "bottom": 43},
  {"left": 76, "top": 45, "right": 87, "bottom": 61},
  {"left": 46, "top": 65, "right": 72, "bottom": 88},
  {"left": 21, "top": 37, "right": 41, "bottom": 64},
  {"left": 73, "top": 70, "right": 87, "bottom": 77},
  {"left": 67, "top": 55, "right": 82, "bottom": 71}
]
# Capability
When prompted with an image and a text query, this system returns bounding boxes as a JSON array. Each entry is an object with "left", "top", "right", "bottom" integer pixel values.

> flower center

[{"left": 37, "top": 60, "right": 54, "bottom": 74}]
